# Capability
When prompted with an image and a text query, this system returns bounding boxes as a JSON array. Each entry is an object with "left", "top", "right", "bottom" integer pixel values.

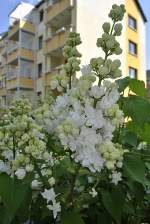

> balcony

[
  {"left": 8, "top": 19, "right": 35, "bottom": 40},
  {"left": 44, "top": 28, "right": 70, "bottom": 55},
  {"left": 7, "top": 77, "right": 34, "bottom": 90},
  {"left": 8, "top": 41, "right": 18, "bottom": 54},
  {"left": 7, "top": 48, "right": 34, "bottom": 64},
  {"left": 45, "top": 64, "right": 63, "bottom": 86},
  {"left": 46, "top": 0, "right": 74, "bottom": 25},
  {"left": 0, "top": 87, "right": 7, "bottom": 96},
  {"left": 0, "top": 66, "right": 7, "bottom": 76}
]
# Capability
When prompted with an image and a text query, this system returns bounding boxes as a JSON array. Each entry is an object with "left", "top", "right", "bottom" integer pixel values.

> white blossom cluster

[
  {"left": 0, "top": 99, "right": 54, "bottom": 183},
  {"left": 50, "top": 74, "right": 124, "bottom": 182},
  {"left": 41, "top": 188, "right": 61, "bottom": 219},
  {"left": 50, "top": 70, "right": 69, "bottom": 92}
]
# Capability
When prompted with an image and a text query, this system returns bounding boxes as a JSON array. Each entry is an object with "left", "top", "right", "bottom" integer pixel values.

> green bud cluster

[
  {"left": 90, "top": 4, "right": 125, "bottom": 81},
  {"left": 62, "top": 32, "right": 82, "bottom": 85},
  {"left": 97, "top": 34, "right": 122, "bottom": 55},
  {"left": 98, "top": 142, "right": 124, "bottom": 170},
  {"left": 109, "top": 4, "right": 126, "bottom": 22},
  {"left": 66, "top": 32, "right": 81, "bottom": 47},
  {"left": 90, "top": 57, "right": 121, "bottom": 79},
  {"left": 64, "top": 57, "right": 81, "bottom": 74}
]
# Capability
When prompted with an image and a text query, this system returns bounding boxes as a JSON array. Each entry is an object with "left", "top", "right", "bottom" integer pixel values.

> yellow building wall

[{"left": 125, "top": 0, "right": 145, "bottom": 83}]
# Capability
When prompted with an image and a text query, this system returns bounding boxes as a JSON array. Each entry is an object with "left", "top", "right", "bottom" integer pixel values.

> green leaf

[
  {"left": 122, "top": 130, "right": 137, "bottom": 146},
  {"left": 123, "top": 155, "right": 145, "bottom": 185},
  {"left": 127, "top": 181, "right": 145, "bottom": 202},
  {"left": 140, "top": 123, "right": 150, "bottom": 145},
  {"left": 129, "top": 79, "right": 147, "bottom": 97},
  {"left": 116, "top": 77, "right": 130, "bottom": 93},
  {"left": 0, "top": 173, "right": 30, "bottom": 222},
  {"left": 122, "top": 95, "right": 150, "bottom": 126},
  {"left": 101, "top": 187, "right": 125, "bottom": 224},
  {"left": 61, "top": 210, "right": 85, "bottom": 224}
]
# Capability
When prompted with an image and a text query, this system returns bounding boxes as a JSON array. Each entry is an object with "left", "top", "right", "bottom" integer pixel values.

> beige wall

[{"left": 76, "top": 0, "right": 126, "bottom": 75}]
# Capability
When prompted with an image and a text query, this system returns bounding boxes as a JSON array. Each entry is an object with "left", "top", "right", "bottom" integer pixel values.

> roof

[
  {"left": 0, "top": 31, "right": 8, "bottom": 39},
  {"left": 35, "top": 0, "right": 45, "bottom": 8},
  {"left": 134, "top": 0, "right": 147, "bottom": 22}
]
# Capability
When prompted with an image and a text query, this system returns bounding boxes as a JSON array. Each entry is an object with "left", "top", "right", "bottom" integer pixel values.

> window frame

[
  {"left": 129, "top": 66, "right": 138, "bottom": 79},
  {"left": 38, "top": 63, "right": 43, "bottom": 78},
  {"left": 128, "top": 15, "right": 137, "bottom": 31},
  {"left": 38, "top": 36, "right": 43, "bottom": 50},
  {"left": 129, "top": 40, "right": 138, "bottom": 56},
  {"left": 39, "top": 9, "right": 44, "bottom": 23}
]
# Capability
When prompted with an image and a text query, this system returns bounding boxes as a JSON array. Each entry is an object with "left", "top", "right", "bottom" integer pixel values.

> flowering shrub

[{"left": 0, "top": 4, "right": 150, "bottom": 224}]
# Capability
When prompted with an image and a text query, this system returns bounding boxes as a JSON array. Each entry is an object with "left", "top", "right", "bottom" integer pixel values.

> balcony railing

[
  {"left": 44, "top": 27, "right": 70, "bottom": 54},
  {"left": 8, "top": 42, "right": 19, "bottom": 54},
  {"left": 9, "top": 18, "right": 35, "bottom": 39},
  {"left": 7, "top": 67, "right": 19, "bottom": 80},
  {"left": 46, "top": 0, "right": 74, "bottom": 24}
]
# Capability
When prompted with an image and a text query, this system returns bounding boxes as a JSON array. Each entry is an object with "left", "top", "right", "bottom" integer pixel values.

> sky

[{"left": 0, "top": 0, "right": 150, "bottom": 69}]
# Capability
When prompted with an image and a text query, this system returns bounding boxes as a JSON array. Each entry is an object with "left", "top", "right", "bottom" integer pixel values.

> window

[
  {"left": 37, "top": 91, "right": 42, "bottom": 96},
  {"left": 39, "top": 9, "right": 44, "bottom": 22},
  {"left": 129, "top": 67, "right": 137, "bottom": 79},
  {"left": 128, "top": 15, "right": 137, "bottom": 30},
  {"left": 38, "top": 63, "right": 42, "bottom": 78},
  {"left": 129, "top": 41, "right": 137, "bottom": 55},
  {"left": 38, "top": 36, "right": 43, "bottom": 50}
]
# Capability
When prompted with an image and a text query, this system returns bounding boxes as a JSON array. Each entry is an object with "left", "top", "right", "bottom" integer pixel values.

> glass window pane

[
  {"left": 129, "top": 41, "right": 137, "bottom": 55},
  {"left": 129, "top": 67, "right": 137, "bottom": 79},
  {"left": 128, "top": 16, "right": 137, "bottom": 30}
]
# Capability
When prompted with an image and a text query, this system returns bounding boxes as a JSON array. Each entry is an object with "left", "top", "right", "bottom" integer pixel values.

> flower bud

[{"left": 102, "top": 22, "right": 111, "bottom": 34}]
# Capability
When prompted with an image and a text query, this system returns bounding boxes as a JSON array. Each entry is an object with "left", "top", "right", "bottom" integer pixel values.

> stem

[
  {"left": 68, "top": 165, "right": 80, "bottom": 206},
  {"left": 69, "top": 73, "right": 72, "bottom": 89}
]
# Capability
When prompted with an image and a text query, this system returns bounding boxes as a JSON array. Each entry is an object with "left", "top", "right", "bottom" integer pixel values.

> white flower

[
  {"left": 137, "top": 142, "right": 147, "bottom": 151},
  {"left": 48, "top": 177, "right": 56, "bottom": 186},
  {"left": 41, "top": 188, "right": 56, "bottom": 203},
  {"left": 15, "top": 168, "right": 26, "bottom": 179},
  {"left": 47, "top": 201, "right": 61, "bottom": 219},
  {"left": 81, "top": 65, "right": 92, "bottom": 75},
  {"left": 31, "top": 180, "right": 42, "bottom": 190},
  {"left": 85, "top": 104, "right": 105, "bottom": 129},
  {"left": 111, "top": 172, "right": 122, "bottom": 185},
  {"left": 0, "top": 160, "right": 11, "bottom": 174},
  {"left": 90, "top": 86, "right": 105, "bottom": 99},
  {"left": 25, "top": 164, "right": 34, "bottom": 172},
  {"left": 89, "top": 188, "right": 98, "bottom": 198}
]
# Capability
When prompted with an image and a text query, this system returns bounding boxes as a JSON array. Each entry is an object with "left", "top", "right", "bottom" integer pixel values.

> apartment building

[{"left": 0, "top": 0, "right": 147, "bottom": 108}]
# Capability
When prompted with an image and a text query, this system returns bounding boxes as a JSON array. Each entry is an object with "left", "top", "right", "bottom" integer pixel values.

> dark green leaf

[
  {"left": 101, "top": 187, "right": 125, "bottom": 224},
  {"left": 0, "top": 174, "right": 30, "bottom": 221},
  {"left": 61, "top": 210, "right": 85, "bottom": 224},
  {"left": 123, "top": 155, "right": 145, "bottom": 185},
  {"left": 122, "top": 96, "right": 150, "bottom": 126},
  {"left": 116, "top": 77, "right": 130, "bottom": 93},
  {"left": 122, "top": 130, "right": 137, "bottom": 146},
  {"left": 129, "top": 79, "right": 147, "bottom": 97}
]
